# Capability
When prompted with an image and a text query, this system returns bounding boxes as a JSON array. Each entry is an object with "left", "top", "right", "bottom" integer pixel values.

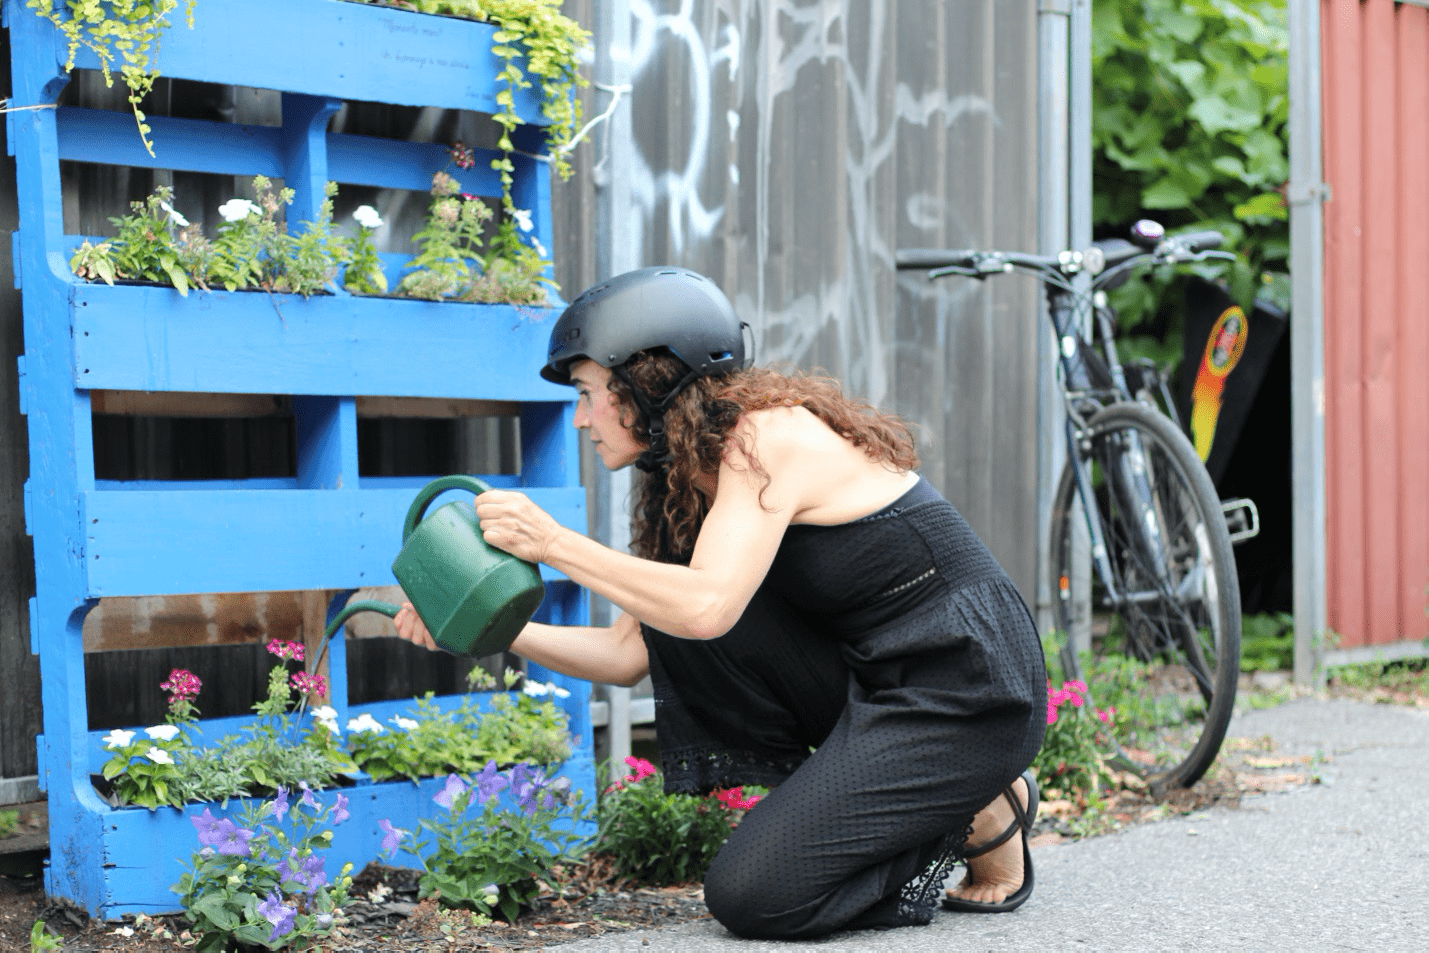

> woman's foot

[{"left": 944, "top": 775, "right": 1029, "bottom": 905}]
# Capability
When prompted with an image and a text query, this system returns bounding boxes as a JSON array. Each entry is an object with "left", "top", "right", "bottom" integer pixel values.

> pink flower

[
  {"left": 160, "top": 668, "right": 202, "bottom": 702},
  {"left": 1046, "top": 699, "right": 1059, "bottom": 726},
  {"left": 266, "top": 639, "right": 305, "bottom": 662},
  {"left": 290, "top": 671, "right": 328, "bottom": 697},
  {"left": 1096, "top": 707, "right": 1116, "bottom": 725},
  {"left": 623, "top": 756, "right": 658, "bottom": 781},
  {"left": 449, "top": 141, "right": 476, "bottom": 170},
  {"left": 713, "top": 787, "right": 763, "bottom": 811}
]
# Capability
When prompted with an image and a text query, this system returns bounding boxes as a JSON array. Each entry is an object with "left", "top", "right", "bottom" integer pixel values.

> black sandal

[{"left": 940, "top": 769, "right": 1039, "bottom": 914}]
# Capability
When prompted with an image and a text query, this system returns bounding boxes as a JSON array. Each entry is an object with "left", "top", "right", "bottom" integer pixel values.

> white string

[
  {"left": 513, "top": 81, "right": 632, "bottom": 163},
  {"left": 0, "top": 99, "right": 58, "bottom": 114}
]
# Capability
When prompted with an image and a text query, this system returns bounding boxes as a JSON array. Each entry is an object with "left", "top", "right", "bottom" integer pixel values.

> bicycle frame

[{"left": 914, "top": 234, "right": 1235, "bottom": 615}]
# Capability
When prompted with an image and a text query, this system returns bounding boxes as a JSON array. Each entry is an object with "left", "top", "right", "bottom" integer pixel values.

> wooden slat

[
  {"left": 81, "top": 591, "right": 308, "bottom": 652},
  {"left": 81, "top": 486, "right": 583, "bottom": 596},
  {"left": 326, "top": 133, "right": 504, "bottom": 196},
  {"left": 89, "top": 393, "right": 522, "bottom": 420},
  {"left": 56, "top": 107, "right": 284, "bottom": 177},
  {"left": 91, "top": 391, "right": 290, "bottom": 418},
  {"left": 70, "top": 284, "right": 569, "bottom": 402},
  {"left": 58, "top": 0, "right": 548, "bottom": 124},
  {"left": 355, "top": 396, "right": 521, "bottom": 418}
]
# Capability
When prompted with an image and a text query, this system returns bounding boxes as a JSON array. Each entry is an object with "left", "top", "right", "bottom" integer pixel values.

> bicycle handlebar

[
  {"left": 897, "top": 225, "right": 1231, "bottom": 284},
  {"left": 895, "top": 248, "right": 978, "bottom": 270},
  {"left": 1165, "top": 230, "right": 1223, "bottom": 253}
]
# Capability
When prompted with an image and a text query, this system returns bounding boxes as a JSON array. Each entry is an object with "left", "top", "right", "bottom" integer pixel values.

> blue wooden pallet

[{"left": 5, "top": 0, "right": 590, "bottom": 916}]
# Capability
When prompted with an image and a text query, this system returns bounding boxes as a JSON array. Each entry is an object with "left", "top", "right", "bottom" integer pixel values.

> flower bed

[{"left": 79, "top": 656, "right": 594, "bottom": 917}]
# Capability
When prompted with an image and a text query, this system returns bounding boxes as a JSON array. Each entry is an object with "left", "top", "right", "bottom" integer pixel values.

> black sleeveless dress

[{"left": 641, "top": 477, "right": 1046, "bottom": 939}]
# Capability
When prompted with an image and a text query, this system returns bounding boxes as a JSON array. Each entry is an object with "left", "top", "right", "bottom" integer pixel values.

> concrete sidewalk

[{"left": 562, "top": 698, "right": 1429, "bottom": 951}]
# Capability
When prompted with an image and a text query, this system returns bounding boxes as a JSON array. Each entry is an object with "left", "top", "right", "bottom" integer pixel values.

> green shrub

[
  {"left": 1241, "top": 612, "right": 1294, "bottom": 672},
  {"left": 594, "top": 757, "right": 760, "bottom": 886}
]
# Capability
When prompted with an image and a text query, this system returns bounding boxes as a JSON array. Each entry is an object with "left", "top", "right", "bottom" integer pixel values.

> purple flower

[
  {"left": 378, "top": 818, "right": 406, "bottom": 857},
  {"left": 333, "top": 793, "right": 350, "bottom": 826},
  {"left": 280, "top": 849, "right": 328, "bottom": 895},
  {"left": 509, "top": 762, "right": 548, "bottom": 815},
  {"left": 257, "top": 889, "right": 296, "bottom": 944},
  {"left": 472, "top": 760, "right": 509, "bottom": 806},
  {"left": 211, "top": 818, "right": 255, "bottom": 856},
  {"left": 280, "top": 849, "right": 305, "bottom": 889},
  {"left": 301, "top": 853, "right": 328, "bottom": 891},
  {"left": 433, "top": 773, "right": 469, "bottom": 811},
  {"left": 271, "top": 786, "right": 290, "bottom": 822},
  {"left": 299, "top": 781, "right": 318, "bottom": 810},
  {"left": 190, "top": 808, "right": 222, "bottom": 846}
]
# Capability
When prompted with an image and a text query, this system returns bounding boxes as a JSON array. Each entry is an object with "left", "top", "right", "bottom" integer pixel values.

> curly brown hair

[{"left": 606, "top": 350, "right": 919, "bottom": 563}]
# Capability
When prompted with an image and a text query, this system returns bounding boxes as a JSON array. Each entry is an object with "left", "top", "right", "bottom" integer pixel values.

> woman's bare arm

[
  {"left": 393, "top": 602, "right": 650, "bottom": 686},
  {"left": 476, "top": 428, "right": 796, "bottom": 640}
]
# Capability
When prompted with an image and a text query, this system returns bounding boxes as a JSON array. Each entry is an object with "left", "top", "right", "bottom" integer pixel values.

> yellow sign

[{"left": 1189, "top": 305, "right": 1249, "bottom": 461}]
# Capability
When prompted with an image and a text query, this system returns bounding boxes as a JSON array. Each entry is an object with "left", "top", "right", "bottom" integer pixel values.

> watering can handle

[{"left": 402, "top": 474, "right": 494, "bottom": 543}]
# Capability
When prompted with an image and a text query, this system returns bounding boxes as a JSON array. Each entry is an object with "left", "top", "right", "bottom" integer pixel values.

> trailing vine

[
  {"left": 26, "top": 0, "right": 197, "bottom": 157},
  {"left": 346, "top": 0, "right": 590, "bottom": 206}
]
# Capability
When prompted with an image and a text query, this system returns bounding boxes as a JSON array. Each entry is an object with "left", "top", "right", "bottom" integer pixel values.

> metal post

[
  {"left": 1287, "top": 0, "right": 1328, "bottom": 688},
  {"left": 592, "top": 0, "right": 637, "bottom": 776},
  {"left": 1035, "top": 0, "right": 1071, "bottom": 635}
]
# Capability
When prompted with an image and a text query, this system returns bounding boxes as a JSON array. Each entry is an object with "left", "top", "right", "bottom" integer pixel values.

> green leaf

[
  {"left": 1186, "top": 94, "right": 1261, "bottom": 136},
  {"left": 1234, "top": 191, "right": 1287, "bottom": 223},
  {"left": 162, "top": 259, "right": 189, "bottom": 296},
  {"left": 191, "top": 893, "right": 239, "bottom": 931}
]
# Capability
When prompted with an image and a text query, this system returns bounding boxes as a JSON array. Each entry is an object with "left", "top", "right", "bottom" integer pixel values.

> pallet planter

[{"left": 6, "top": 0, "right": 592, "bottom": 916}]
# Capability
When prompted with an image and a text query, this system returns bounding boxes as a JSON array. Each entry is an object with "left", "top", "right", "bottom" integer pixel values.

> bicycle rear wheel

[{"left": 1049, "top": 401, "right": 1241, "bottom": 790}]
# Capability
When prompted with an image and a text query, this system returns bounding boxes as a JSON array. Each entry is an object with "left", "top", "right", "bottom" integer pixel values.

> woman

[{"left": 395, "top": 266, "right": 1046, "bottom": 938}]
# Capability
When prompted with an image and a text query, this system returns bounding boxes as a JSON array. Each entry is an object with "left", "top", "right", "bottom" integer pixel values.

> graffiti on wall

[{"left": 623, "top": 0, "right": 998, "bottom": 406}]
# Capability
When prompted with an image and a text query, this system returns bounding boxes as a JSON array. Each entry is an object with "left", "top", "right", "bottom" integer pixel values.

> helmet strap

[{"left": 610, "top": 364, "right": 701, "bottom": 473}]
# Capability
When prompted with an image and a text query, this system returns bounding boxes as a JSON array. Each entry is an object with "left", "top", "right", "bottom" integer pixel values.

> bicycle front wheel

[{"left": 1049, "top": 401, "right": 1241, "bottom": 790}]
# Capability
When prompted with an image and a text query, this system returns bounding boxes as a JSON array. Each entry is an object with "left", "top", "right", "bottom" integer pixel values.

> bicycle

[{"left": 897, "top": 220, "right": 1257, "bottom": 790}]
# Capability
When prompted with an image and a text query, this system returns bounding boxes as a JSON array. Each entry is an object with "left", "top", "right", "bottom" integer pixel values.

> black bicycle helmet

[
  {"left": 541, "top": 266, "right": 746, "bottom": 384},
  {"left": 542, "top": 266, "right": 749, "bottom": 471}
]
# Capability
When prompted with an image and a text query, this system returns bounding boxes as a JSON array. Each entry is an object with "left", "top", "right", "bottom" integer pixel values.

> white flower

[
  {"left": 511, "top": 207, "right": 533, "bottom": 232},
  {"left": 390, "top": 716, "right": 420, "bottom": 731},
  {"left": 522, "top": 680, "right": 571, "bottom": 699},
  {"left": 531, "top": 237, "right": 547, "bottom": 259},
  {"left": 312, "top": 705, "right": 337, "bottom": 721},
  {"left": 145, "top": 724, "right": 181, "bottom": 742},
  {"left": 160, "top": 200, "right": 189, "bottom": 228},
  {"left": 218, "top": 198, "right": 261, "bottom": 222},
  {"left": 347, "top": 713, "right": 385, "bottom": 734},
  {"left": 353, "top": 205, "right": 383, "bottom": 229},
  {"left": 145, "top": 747, "right": 174, "bottom": 765},
  {"left": 103, "top": 729, "right": 135, "bottom": 749}
]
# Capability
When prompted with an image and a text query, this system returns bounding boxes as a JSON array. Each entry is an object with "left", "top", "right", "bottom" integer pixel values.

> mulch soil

[{"left": 3, "top": 676, "right": 1409, "bottom": 951}]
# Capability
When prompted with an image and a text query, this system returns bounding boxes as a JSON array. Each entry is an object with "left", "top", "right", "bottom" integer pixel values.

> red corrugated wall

[{"left": 1322, "top": 0, "right": 1429, "bottom": 650}]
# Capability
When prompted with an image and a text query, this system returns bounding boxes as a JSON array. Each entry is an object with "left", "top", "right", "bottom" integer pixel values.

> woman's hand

[
  {"left": 394, "top": 601, "right": 439, "bottom": 651},
  {"left": 475, "top": 489, "right": 565, "bottom": 564}
]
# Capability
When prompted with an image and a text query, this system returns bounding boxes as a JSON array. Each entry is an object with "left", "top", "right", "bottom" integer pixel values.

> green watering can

[{"left": 321, "top": 476, "right": 546, "bottom": 656}]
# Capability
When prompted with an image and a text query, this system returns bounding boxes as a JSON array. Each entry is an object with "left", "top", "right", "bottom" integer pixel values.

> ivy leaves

[
  {"left": 1094, "top": 0, "right": 1289, "bottom": 340},
  {"left": 27, "top": 0, "right": 198, "bottom": 157}
]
